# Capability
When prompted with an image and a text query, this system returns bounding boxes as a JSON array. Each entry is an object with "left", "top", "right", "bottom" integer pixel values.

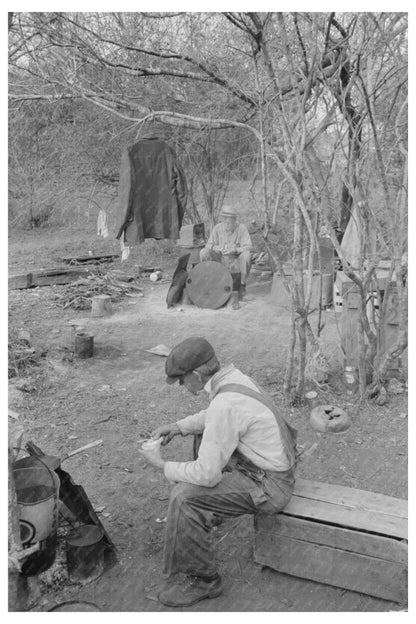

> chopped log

[{"left": 91, "top": 294, "right": 112, "bottom": 317}]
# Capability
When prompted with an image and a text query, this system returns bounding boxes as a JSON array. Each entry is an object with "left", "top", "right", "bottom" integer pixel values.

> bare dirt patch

[{"left": 8, "top": 227, "right": 407, "bottom": 612}]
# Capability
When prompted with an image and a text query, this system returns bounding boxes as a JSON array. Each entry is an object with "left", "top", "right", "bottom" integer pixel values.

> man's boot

[
  {"left": 158, "top": 574, "right": 223, "bottom": 607},
  {"left": 229, "top": 291, "right": 240, "bottom": 310}
]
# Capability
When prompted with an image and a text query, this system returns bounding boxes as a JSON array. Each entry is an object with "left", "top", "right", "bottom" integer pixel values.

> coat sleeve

[
  {"left": 164, "top": 398, "right": 241, "bottom": 487},
  {"left": 206, "top": 224, "right": 220, "bottom": 250},
  {"left": 116, "top": 147, "right": 133, "bottom": 240},
  {"left": 172, "top": 161, "right": 188, "bottom": 227},
  {"left": 237, "top": 224, "right": 253, "bottom": 252},
  {"left": 175, "top": 409, "right": 207, "bottom": 435}
]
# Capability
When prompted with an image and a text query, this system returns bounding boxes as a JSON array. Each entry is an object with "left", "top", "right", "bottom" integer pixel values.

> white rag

[
  {"left": 97, "top": 209, "right": 109, "bottom": 239},
  {"left": 120, "top": 238, "right": 130, "bottom": 262}
]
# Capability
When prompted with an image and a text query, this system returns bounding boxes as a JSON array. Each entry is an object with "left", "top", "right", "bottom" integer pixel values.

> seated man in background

[{"left": 200, "top": 206, "right": 252, "bottom": 297}]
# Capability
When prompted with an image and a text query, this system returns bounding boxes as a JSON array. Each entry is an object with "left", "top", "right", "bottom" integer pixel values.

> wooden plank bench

[{"left": 254, "top": 478, "right": 408, "bottom": 603}]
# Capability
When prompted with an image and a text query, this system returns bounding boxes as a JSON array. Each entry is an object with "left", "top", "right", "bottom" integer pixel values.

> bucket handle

[{"left": 13, "top": 452, "right": 58, "bottom": 489}]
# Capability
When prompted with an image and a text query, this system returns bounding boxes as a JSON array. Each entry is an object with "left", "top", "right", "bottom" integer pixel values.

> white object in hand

[{"left": 141, "top": 437, "right": 163, "bottom": 450}]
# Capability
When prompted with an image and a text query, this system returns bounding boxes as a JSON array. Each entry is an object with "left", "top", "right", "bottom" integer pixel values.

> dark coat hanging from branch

[{"left": 116, "top": 137, "right": 188, "bottom": 244}]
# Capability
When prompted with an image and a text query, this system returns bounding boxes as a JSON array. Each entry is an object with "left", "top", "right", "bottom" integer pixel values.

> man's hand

[
  {"left": 223, "top": 244, "right": 238, "bottom": 255},
  {"left": 139, "top": 444, "right": 165, "bottom": 470},
  {"left": 150, "top": 423, "right": 181, "bottom": 446}
]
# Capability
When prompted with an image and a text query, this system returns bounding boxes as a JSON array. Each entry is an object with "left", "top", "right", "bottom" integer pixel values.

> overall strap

[{"left": 216, "top": 382, "right": 298, "bottom": 468}]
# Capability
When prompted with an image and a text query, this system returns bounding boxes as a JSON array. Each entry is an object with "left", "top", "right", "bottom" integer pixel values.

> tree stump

[{"left": 91, "top": 295, "right": 112, "bottom": 317}]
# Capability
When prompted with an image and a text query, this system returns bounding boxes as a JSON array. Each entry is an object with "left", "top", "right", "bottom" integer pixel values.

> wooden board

[
  {"left": 58, "top": 254, "right": 119, "bottom": 264},
  {"left": 282, "top": 496, "right": 407, "bottom": 539},
  {"left": 254, "top": 532, "right": 407, "bottom": 603},
  {"left": 294, "top": 478, "right": 408, "bottom": 520},
  {"left": 186, "top": 261, "right": 233, "bottom": 309},
  {"left": 285, "top": 478, "right": 407, "bottom": 539},
  {"left": 9, "top": 267, "right": 91, "bottom": 289},
  {"left": 8, "top": 273, "right": 33, "bottom": 290},
  {"left": 256, "top": 514, "right": 407, "bottom": 564}
]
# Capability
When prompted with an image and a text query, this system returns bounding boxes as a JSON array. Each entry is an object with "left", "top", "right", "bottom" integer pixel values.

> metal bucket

[
  {"left": 13, "top": 456, "right": 60, "bottom": 575},
  {"left": 66, "top": 524, "right": 105, "bottom": 583}
]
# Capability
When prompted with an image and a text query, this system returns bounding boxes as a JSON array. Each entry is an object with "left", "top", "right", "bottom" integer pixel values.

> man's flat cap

[{"left": 165, "top": 337, "right": 215, "bottom": 384}]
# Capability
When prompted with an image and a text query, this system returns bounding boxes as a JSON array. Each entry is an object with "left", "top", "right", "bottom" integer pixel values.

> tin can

[
  {"left": 149, "top": 271, "right": 162, "bottom": 282},
  {"left": 66, "top": 525, "right": 105, "bottom": 584}
]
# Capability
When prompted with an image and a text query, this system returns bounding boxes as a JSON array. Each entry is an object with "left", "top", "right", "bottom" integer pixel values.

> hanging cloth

[
  {"left": 97, "top": 209, "right": 109, "bottom": 239},
  {"left": 116, "top": 138, "right": 187, "bottom": 245}
]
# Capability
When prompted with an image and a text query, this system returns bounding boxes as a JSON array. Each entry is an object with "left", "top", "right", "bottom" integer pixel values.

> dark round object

[
  {"left": 48, "top": 600, "right": 102, "bottom": 611},
  {"left": 186, "top": 261, "right": 232, "bottom": 309}
]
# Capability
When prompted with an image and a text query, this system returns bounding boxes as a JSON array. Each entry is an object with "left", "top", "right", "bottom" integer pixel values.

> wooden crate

[
  {"left": 254, "top": 479, "right": 408, "bottom": 603},
  {"left": 335, "top": 271, "right": 400, "bottom": 370},
  {"left": 178, "top": 223, "right": 205, "bottom": 247},
  {"left": 270, "top": 271, "right": 333, "bottom": 309}
]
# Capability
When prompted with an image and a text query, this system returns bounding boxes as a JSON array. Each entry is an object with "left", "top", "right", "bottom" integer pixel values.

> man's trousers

[{"left": 163, "top": 467, "right": 295, "bottom": 578}]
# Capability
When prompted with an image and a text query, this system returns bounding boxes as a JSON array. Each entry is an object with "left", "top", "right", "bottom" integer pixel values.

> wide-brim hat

[
  {"left": 165, "top": 337, "right": 216, "bottom": 384},
  {"left": 220, "top": 205, "right": 238, "bottom": 219}
]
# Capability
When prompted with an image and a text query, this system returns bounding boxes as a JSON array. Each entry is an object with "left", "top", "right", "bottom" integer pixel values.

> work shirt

[
  {"left": 206, "top": 222, "right": 252, "bottom": 254},
  {"left": 163, "top": 365, "right": 291, "bottom": 487}
]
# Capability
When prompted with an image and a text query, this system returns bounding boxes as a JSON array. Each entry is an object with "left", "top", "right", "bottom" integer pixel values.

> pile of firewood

[{"left": 53, "top": 270, "right": 143, "bottom": 310}]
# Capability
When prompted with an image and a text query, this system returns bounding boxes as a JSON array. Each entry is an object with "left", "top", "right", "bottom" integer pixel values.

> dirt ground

[{"left": 8, "top": 226, "right": 408, "bottom": 612}]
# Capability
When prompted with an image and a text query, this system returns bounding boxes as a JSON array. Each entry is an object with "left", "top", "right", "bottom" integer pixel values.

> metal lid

[{"left": 186, "top": 261, "right": 233, "bottom": 309}]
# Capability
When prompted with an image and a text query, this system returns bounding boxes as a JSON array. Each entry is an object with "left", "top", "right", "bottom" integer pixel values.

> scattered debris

[
  {"left": 95, "top": 506, "right": 106, "bottom": 514},
  {"left": 149, "top": 270, "right": 162, "bottom": 282},
  {"left": 15, "top": 379, "right": 37, "bottom": 393},
  {"left": 375, "top": 386, "right": 388, "bottom": 406},
  {"left": 8, "top": 328, "right": 45, "bottom": 378},
  {"left": 301, "top": 442, "right": 319, "bottom": 458},
  {"left": 145, "top": 344, "right": 171, "bottom": 357},
  {"left": 386, "top": 378, "right": 405, "bottom": 395},
  {"left": 53, "top": 270, "right": 143, "bottom": 310},
  {"left": 17, "top": 329, "right": 31, "bottom": 345}
]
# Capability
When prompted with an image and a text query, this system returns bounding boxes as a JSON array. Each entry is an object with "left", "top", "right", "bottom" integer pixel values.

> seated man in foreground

[
  {"left": 139, "top": 337, "right": 298, "bottom": 607},
  {"left": 200, "top": 206, "right": 253, "bottom": 297}
]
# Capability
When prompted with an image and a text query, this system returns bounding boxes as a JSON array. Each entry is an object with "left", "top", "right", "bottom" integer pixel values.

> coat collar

[{"left": 204, "top": 364, "right": 236, "bottom": 399}]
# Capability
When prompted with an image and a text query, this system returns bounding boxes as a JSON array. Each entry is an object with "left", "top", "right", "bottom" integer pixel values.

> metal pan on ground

[
  {"left": 41, "top": 439, "right": 103, "bottom": 471},
  {"left": 186, "top": 261, "right": 233, "bottom": 309}
]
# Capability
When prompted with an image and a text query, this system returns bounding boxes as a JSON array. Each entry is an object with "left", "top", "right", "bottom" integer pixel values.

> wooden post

[{"left": 380, "top": 285, "right": 400, "bottom": 373}]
